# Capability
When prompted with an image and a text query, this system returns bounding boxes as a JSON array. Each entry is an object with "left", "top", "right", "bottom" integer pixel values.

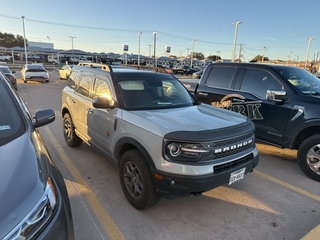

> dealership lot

[{"left": 14, "top": 70, "right": 319, "bottom": 240}]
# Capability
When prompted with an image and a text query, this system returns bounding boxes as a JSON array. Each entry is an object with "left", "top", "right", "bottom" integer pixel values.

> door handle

[{"left": 198, "top": 92, "right": 208, "bottom": 97}]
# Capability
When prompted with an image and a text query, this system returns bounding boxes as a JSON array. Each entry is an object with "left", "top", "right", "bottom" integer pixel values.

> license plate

[{"left": 229, "top": 168, "right": 246, "bottom": 185}]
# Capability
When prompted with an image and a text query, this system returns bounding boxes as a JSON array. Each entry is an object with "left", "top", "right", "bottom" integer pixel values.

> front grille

[
  {"left": 213, "top": 153, "right": 253, "bottom": 174},
  {"left": 202, "top": 132, "right": 255, "bottom": 161}
]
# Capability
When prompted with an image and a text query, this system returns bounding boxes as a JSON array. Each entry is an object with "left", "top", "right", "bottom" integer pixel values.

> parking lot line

[
  {"left": 43, "top": 127, "right": 125, "bottom": 240},
  {"left": 254, "top": 170, "right": 320, "bottom": 202}
]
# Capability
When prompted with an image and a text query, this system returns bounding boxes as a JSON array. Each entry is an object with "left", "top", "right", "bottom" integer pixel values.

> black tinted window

[
  {"left": 240, "top": 69, "right": 282, "bottom": 98},
  {"left": 206, "top": 67, "right": 236, "bottom": 88},
  {"left": 0, "top": 83, "right": 24, "bottom": 146}
]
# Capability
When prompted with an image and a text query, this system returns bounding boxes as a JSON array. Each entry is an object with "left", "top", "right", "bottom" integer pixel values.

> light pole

[
  {"left": 231, "top": 21, "right": 242, "bottom": 62},
  {"left": 295, "top": 55, "right": 299, "bottom": 66},
  {"left": 68, "top": 36, "right": 76, "bottom": 58},
  {"left": 287, "top": 51, "right": 292, "bottom": 65},
  {"left": 216, "top": 51, "right": 220, "bottom": 61},
  {"left": 152, "top": 32, "right": 157, "bottom": 67},
  {"left": 305, "top": 37, "right": 315, "bottom": 69},
  {"left": 190, "top": 39, "right": 197, "bottom": 67},
  {"left": 262, "top": 46, "right": 267, "bottom": 63},
  {"left": 47, "top": 36, "right": 51, "bottom": 50},
  {"left": 148, "top": 44, "right": 153, "bottom": 58},
  {"left": 21, "top": 16, "right": 28, "bottom": 64},
  {"left": 138, "top": 32, "right": 142, "bottom": 66}
]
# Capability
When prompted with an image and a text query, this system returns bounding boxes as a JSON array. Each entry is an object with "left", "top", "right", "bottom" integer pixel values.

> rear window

[
  {"left": 205, "top": 67, "right": 236, "bottom": 89},
  {"left": 0, "top": 67, "right": 10, "bottom": 74},
  {"left": 27, "top": 65, "right": 45, "bottom": 70}
]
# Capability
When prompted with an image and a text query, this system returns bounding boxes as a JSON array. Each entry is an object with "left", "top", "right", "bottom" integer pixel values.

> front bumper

[{"left": 153, "top": 153, "right": 259, "bottom": 199}]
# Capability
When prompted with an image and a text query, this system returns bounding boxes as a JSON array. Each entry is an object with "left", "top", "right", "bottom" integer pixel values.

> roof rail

[
  {"left": 77, "top": 62, "right": 113, "bottom": 72},
  {"left": 125, "top": 64, "right": 170, "bottom": 74}
]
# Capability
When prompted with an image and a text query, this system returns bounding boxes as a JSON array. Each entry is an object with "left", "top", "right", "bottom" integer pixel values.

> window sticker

[{"left": 0, "top": 125, "right": 11, "bottom": 130}]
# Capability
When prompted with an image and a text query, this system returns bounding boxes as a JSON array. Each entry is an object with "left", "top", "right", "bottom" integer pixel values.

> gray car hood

[
  {"left": 122, "top": 104, "right": 249, "bottom": 135},
  {"left": 0, "top": 133, "right": 45, "bottom": 238}
]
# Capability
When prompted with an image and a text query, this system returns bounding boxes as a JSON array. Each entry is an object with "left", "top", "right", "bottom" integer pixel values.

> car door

[
  {"left": 235, "top": 67, "right": 292, "bottom": 145},
  {"left": 73, "top": 73, "right": 93, "bottom": 139},
  {"left": 86, "top": 74, "right": 116, "bottom": 157}
]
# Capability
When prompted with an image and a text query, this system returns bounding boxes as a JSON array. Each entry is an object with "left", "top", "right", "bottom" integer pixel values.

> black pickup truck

[{"left": 181, "top": 62, "right": 320, "bottom": 182}]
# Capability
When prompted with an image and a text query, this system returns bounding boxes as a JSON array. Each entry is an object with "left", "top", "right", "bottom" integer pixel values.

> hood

[
  {"left": 122, "top": 104, "right": 249, "bottom": 136},
  {"left": 0, "top": 133, "right": 45, "bottom": 238}
]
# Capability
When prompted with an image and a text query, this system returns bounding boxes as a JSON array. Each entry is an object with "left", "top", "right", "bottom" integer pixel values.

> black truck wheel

[
  {"left": 63, "top": 113, "right": 83, "bottom": 147},
  {"left": 119, "top": 149, "right": 160, "bottom": 210},
  {"left": 297, "top": 134, "right": 320, "bottom": 182}
]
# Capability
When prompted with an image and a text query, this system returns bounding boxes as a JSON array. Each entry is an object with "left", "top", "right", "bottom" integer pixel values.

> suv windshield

[
  {"left": 0, "top": 83, "right": 24, "bottom": 146},
  {"left": 275, "top": 67, "right": 320, "bottom": 95},
  {"left": 116, "top": 77, "right": 194, "bottom": 110}
]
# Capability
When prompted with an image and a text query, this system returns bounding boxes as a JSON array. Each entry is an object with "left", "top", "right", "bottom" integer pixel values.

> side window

[
  {"left": 92, "top": 77, "right": 112, "bottom": 100},
  {"left": 76, "top": 75, "right": 92, "bottom": 97},
  {"left": 205, "top": 67, "right": 236, "bottom": 89},
  {"left": 240, "top": 69, "right": 282, "bottom": 98},
  {"left": 68, "top": 71, "right": 81, "bottom": 89}
]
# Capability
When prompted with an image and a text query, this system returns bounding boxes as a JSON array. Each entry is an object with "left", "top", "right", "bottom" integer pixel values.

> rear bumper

[{"left": 153, "top": 153, "right": 259, "bottom": 199}]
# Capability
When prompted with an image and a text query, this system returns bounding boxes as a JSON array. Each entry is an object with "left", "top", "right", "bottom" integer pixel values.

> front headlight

[
  {"left": 165, "top": 142, "right": 208, "bottom": 162},
  {"left": 4, "top": 177, "right": 58, "bottom": 240}
]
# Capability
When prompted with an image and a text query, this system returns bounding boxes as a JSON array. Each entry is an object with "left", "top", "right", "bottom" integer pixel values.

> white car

[
  {"left": 21, "top": 64, "right": 49, "bottom": 83},
  {"left": 59, "top": 65, "right": 74, "bottom": 80}
]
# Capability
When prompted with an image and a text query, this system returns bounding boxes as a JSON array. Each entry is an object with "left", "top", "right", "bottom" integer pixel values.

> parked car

[
  {"left": 0, "top": 53, "right": 11, "bottom": 62},
  {"left": 0, "top": 72, "right": 74, "bottom": 239},
  {"left": 21, "top": 64, "right": 49, "bottom": 83},
  {"left": 61, "top": 63, "right": 259, "bottom": 209},
  {"left": 192, "top": 69, "right": 203, "bottom": 79},
  {"left": 59, "top": 65, "right": 74, "bottom": 80},
  {"left": 0, "top": 65, "right": 17, "bottom": 90}
]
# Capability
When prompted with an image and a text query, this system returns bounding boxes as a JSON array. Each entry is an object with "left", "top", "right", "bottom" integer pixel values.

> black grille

[{"left": 213, "top": 153, "right": 253, "bottom": 174}]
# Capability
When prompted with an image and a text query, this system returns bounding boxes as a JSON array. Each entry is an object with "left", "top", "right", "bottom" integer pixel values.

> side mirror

[
  {"left": 266, "top": 90, "right": 288, "bottom": 102},
  {"left": 32, "top": 109, "right": 55, "bottom": 128},
  {"left": 92, "top": 97, "right": 117, "bottom": 109}
]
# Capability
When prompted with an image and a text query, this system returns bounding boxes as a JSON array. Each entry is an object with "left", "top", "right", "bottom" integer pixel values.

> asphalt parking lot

[{"left": 7, "top": 69, "right": 320, "bottom": 240}]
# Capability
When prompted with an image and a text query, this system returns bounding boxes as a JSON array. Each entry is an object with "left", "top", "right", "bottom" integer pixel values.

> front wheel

[
  {"left": 63, "top": 113, "right": 82, "bottom": 147},
  {"left": 297, "top": 134, "right": 320, "bottom": 182},
  {"left": 119, "top": 149, "right": 160, "bottom": 210}
]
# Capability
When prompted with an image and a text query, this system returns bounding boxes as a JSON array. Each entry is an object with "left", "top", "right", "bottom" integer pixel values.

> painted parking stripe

[
  {"left": 254, "top": 170, "right": 320, "bottom": 202},
  {"left": 43, "top": 127, "right": 124, "bottom": 240}
]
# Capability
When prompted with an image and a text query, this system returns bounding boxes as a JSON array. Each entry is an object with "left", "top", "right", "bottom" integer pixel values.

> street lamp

[
  {"left": 295, "top": 55, "right": 299, "bottom": 66},
  {"left": 138, "top": 32, "right": 142, "bottom": 66},
  {"left": 261, "top": 46, "right": 267, "bottom": 63},
  {"left": 152, "top": 32, "right": 157, "bottom": 67},
  {"left": 47, "top": 36, "right": 51, "bottom": 50},
  {"left": 190, "top": 39, "right": 197, "bottom": 67},
  {"left": 231, "top": 21, "right": 242, "bottom": 62},
  {"left": 21, "top": 16, "right": 28, "bottom": 64},
  {"left": 305, "top": 37, "right": 315, "bottom": 69},
  {"left": 287, "top": 51, "right": 292, "bottom": 65},
  {"left": 68, "top": 36, "right": 76, "bottom": 58},
  {"left": 148, "top": 44, "right": 153, "bottom": 58}
]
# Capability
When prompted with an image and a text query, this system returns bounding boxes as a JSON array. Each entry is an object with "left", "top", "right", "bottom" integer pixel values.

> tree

[
  {"left": 190, "top": 52, "right": 205, "bottom": 60},
  {"left": 250, "top": 55, "right": 269, "bottom": 62},
  {"left": 0, "top": 32, "right": 26, "bottom": 48},
  {"left": 207, "top": 55, "right": 221, "bottom": 61}
]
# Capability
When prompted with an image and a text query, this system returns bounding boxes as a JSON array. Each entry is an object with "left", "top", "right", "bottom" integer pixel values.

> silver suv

[{"left": 61, "top": 64, "right": 259, "bottom": 209}]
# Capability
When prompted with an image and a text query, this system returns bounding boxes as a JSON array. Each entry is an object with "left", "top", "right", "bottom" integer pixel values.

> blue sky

[{"left": 1, "top": 0, "right": 320, "bottom": 62}]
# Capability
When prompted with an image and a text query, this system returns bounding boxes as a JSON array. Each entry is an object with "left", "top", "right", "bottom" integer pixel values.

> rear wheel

[
  {"left": 45, "top": 80, "right": 49, "bottom": 83},
  {"left": 63, "top": 113, "right": 82, "bottom": 147},
  {"left": 297, "top": 134, "right": 320, "bottom": 182},
  {"left": 119, "top": 149, "right": 160, "bottom": 209}
]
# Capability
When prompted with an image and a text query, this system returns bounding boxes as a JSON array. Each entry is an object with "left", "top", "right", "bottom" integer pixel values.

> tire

[
  {"left": 63, "top": 113, "right": 83, "bottom": 147},
  {"left": 119, "top": 149, "right": 160, "bottom": 210},
  {"left": 45, "top": 80, "right": 49, "bottom": 83},
  {"left": 24, "top": 80, "right": 27, "bottom": 83},
  {"left": 297, "top": 134, "right": 320, "bottom": 182}
]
